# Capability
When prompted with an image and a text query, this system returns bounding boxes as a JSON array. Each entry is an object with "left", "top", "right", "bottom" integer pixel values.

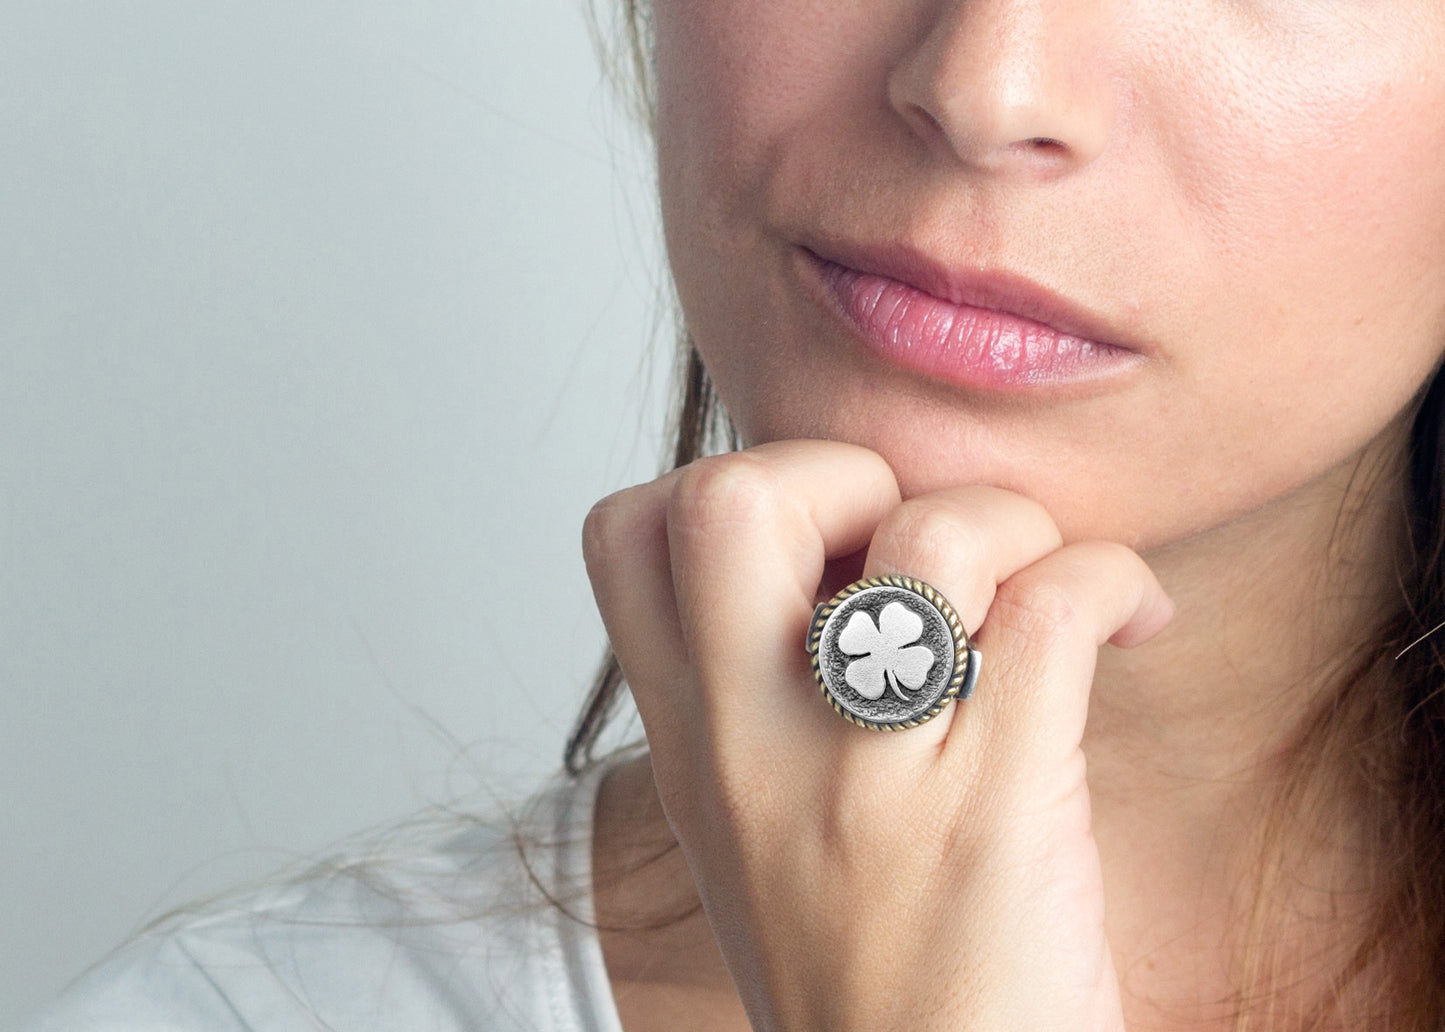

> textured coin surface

[{"left": 808, "top": 576, "right": 976, "bottom": 731}]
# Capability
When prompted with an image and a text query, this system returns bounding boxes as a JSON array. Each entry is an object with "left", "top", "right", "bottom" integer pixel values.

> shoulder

[{"left": 27, "top": 768, "right": 623, "bottom": 1032}]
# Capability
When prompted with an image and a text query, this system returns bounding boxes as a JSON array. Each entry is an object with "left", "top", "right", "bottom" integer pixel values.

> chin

[{"left": 741, "top": 409, "right": 1153, "bottom": 547}]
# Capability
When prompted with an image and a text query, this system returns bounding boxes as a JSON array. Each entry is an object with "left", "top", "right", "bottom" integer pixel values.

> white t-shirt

[{"left": 28, "top": 766, "right": 626, "bottom": 1032}]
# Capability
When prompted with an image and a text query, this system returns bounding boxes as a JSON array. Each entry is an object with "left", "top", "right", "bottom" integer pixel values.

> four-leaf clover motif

[{"left": 837, "top": 601, "right": 938, "bottom": 701}]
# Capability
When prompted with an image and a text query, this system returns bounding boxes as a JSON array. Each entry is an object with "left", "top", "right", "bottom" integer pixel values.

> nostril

[
  {"left": 1004, "top": 136, "right": 1071, "bottom": 168},
  {"left": 908, "top": 102, "right": 948, "bottom": 140}
]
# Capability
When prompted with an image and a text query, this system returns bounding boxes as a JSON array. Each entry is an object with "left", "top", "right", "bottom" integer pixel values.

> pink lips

[{"left": 807, "top": 250, "right": 1141, "bottom": 390}]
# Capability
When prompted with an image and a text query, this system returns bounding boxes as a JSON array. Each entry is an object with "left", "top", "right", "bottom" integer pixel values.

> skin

[{"left": 583, "top": 0, "right": 1445, "bottom": 1028}]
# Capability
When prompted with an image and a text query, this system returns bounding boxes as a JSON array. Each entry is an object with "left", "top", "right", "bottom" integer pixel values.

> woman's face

[{"left": 652, "top": 0, "right": 1445, "bottom": 550}]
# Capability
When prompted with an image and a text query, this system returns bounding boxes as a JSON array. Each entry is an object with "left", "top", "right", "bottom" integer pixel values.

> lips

[{"left": 802, "top": 246, "right": 1144, "bottom": 391}]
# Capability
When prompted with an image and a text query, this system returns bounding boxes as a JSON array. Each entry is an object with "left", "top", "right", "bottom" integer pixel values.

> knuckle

[
  {"left": 582, "top": 491, "right": 636, "bottom": 568},
  {"left": 876, "top": 498, "right": 987, "bottom": 571},
  {"left": 580, "top": 494, "right": 621, "bottom": 564},
  {"left": 667, "top": 453, "right": 781, "bottom": 535},
  {"left": 1080, "top": 539, "right": 1143, "bottom": 572},
  {"left": 581, "top": 487, "right": 663, "bottom": 582},
  {"left": 1001, "top": 488, "right": 1065, "bottom": 548},
  {"left": 991, "top": 574, "right": 1081, "bottom": 641}
]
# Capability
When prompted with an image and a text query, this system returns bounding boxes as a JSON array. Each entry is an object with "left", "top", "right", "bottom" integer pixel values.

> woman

[{"left": 32, "top": 0, "right": 1445, "bottom": 1028}]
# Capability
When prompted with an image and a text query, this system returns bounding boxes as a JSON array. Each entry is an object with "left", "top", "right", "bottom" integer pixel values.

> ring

[{"left": 806, "top": 575, "right": 980, "bottom": 731}]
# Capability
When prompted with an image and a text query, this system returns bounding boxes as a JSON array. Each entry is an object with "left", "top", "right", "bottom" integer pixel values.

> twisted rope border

[{"left": 806, "top": 575, "right": 976, "bottom": 731}]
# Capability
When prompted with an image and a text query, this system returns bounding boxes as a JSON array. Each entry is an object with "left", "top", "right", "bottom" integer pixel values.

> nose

[{"left": 887, "top": 0, "right": 1115, "bottom": 177}]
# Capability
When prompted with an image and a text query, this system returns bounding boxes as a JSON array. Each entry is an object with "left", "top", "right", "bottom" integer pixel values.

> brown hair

[
  {"left": 1377, "top": 367, "right": 1445, "bottom": 1026},
  {"left": 568, "top": 4, "right": 1445, "bottom": 1024}
]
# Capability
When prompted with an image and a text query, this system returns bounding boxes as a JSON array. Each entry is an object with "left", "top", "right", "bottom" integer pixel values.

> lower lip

[{"left": 810, "top": 257, "right": 1140, "bottom": 391}]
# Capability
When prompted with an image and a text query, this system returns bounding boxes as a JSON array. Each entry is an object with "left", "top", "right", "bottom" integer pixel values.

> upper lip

[{"left": 801, "top": 241, "right": 1140, "bottom": 352}]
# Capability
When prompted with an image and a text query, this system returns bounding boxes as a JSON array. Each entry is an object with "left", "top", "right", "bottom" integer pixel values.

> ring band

[{"left": 806, "top": 575, "right": 980, "bottom": 731}]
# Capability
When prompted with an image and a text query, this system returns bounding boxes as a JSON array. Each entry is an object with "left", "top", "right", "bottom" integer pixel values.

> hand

[{"left": 583, "top": 440, "right": 1173, "bottom": 1032}]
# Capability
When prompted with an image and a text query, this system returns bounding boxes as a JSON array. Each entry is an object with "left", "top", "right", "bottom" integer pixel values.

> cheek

[
  {"left": 1158, "top": 14, "right": 1445, "bottom": 367},
  {"left": 652, "top": 0, "right": 798, "bottom": 220},
  {"left": 1146, "top": 21, "right": 1445, "bottom": 514},
  {"left": 651, "top": 0, "right": 874, "bottom": 431},
  {"left": 652, "top": 1, "right": 776, "bottom": 350},
  {"left": 652, "top": 0, "right": 900, "bottom": 262}
]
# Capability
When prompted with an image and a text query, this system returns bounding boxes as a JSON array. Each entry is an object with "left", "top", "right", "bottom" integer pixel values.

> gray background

[{"left": 1, "top": 1, "right": 669, "bottom": 1025}]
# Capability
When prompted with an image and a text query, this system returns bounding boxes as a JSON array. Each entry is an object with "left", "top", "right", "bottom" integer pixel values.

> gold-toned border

[{"left": 807, "top": 575, "right": 974, "bottom": 731}]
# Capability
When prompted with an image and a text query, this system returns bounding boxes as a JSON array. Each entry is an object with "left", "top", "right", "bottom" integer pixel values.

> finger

[
  {"left": 664, "top": 440, "right": 900, "bottom": 732},
  {"left": 827, "top": 487, "right": 1065, "bottom": 755},
  {"left": 955, "top": 540, "right": 1173, "bottom": 774},
  {"left": 860, "top": 486, "right": 1064, "bottom": 636},
  {"left": 582, "top": 475, "right": 692, "bottom": 724}
]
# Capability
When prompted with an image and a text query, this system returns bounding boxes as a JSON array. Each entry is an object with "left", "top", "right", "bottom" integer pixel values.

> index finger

[{"left": 665, "top": 440, "right": 901, "bottom": 725}]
